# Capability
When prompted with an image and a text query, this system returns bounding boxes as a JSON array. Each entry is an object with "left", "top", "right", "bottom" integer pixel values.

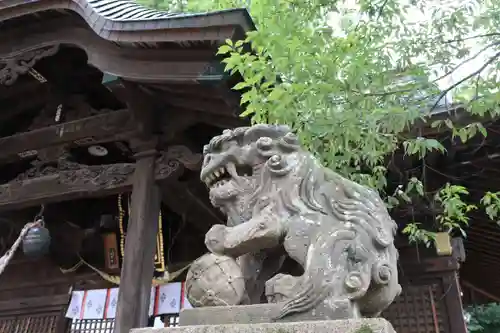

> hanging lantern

[{"left": 22, "top": 219, "right": 51, "bottom": 258}]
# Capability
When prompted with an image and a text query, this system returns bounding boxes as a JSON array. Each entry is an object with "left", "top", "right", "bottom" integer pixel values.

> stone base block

[
  {"left": 179, "top": 303, "right": 358, "bottom": 326},
  {"left": 131, "top": 319, "right": 396, "bottom": 333}
]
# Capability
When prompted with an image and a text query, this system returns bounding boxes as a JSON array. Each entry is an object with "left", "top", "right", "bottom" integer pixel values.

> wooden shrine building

[
  {"left": 0, "top": 1, "right": 496, "bottom": 333},
  {"left": 0, "top": 1, "right": 252, "bottom": 332}
]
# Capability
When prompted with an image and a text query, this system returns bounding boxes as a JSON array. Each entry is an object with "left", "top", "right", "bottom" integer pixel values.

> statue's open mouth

[{"left": 202, "top": 162, "right": 253, "bottom": 189}]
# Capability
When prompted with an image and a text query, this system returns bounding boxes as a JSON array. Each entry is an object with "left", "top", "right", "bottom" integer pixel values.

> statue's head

[{"left": 200, "top": 124, "right": 303, "bottom": 217}]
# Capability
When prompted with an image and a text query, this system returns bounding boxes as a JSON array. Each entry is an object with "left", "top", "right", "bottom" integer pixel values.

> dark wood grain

[
  {"left": 114, "top": 153, "right": 161, "bottom": 333},
  {"left": 442, "top": 273, "right": 467, "bottom": 333},
  {"left": 0, "top": 150, "right": 184, "bottom": 212},
  {"left": 0, "top": 109, "right": 135, "bottom": 162}
]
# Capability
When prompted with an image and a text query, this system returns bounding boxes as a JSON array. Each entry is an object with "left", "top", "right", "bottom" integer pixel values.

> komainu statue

[{"left": 186, "top": 124, "right": 401, "bottom": 321}]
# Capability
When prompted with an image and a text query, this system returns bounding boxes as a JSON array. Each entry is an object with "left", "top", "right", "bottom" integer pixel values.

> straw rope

[{"left": 0, "top": 221, "right": 41, "bottom": 276}]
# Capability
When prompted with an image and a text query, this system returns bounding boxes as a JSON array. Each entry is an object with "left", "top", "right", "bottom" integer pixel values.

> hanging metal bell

[{"left": 22, "top": 225, "right": 51, "bottom": 258}]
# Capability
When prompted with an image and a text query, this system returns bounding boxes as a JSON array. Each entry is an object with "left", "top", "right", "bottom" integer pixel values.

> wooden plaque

[{"left": 102, "top": 233, "right": 120, "bottom": 273}]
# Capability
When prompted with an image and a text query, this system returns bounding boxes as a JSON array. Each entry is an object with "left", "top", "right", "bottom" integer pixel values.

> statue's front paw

[
  {"left": 205, "top": 224, "right": 227, "bottom": 254},
  {"left": 265, "top": 273, "right": 301, "bottom": 303}
]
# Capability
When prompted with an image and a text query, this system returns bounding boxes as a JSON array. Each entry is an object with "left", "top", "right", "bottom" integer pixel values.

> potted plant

[
  {"left": 433, "top": 184, "right": 476, "bottom": 256},
  {"left": 402, "top": 183, "right": 475, "bottom": 256}
]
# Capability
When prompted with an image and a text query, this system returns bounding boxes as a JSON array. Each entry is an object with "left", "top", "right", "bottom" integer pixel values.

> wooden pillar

[
  {"left": 114, "top": 149, "right": 160, "bottom": 333},
  {"left": 443, "top": 272, "right": 467, "bottom": 333}
]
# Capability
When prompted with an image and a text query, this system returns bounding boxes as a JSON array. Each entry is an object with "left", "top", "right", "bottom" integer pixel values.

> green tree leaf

[{"left": 137, "top": 0, "right": 500, "bottom": 246}]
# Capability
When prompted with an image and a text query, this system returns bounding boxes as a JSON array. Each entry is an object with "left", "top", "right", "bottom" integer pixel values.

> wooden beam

[
  {"left": 465, "top": 247, "right": 500, "bottom": 262},
  {"left": 0, "top": 294, "right": 70, "bottom": 315},
  {"left": 0, "top": 109, "right": 135, "bottom": 162},
  {"left": 399, "top": 256, "right": 459, "bottom": 277},
  {"left": 113, "top": 82, "right": 159, "bottom": 333},
  {"left": 442, "top": 273, "right": 468, "bottom": 333},
  {"left": 115, "top": 150, "right": 161, "bottom": 333},
  {"left": 146, "top": 84, "right": 228, "bottom": 100},
  {"left": 462, "top": 280, "right": 500, "bottom": 302},
  {"left": 110, "top": 80, "right": 244, "bottom": 136},
  {"left": 0, "top": 148, "right": 189, "bottom": 212},
  {"left": 410, "top": 105, "right": 498, "bottom": 137},
  {"left": 0, "top": 80, "right": 42, "bottom": 100},
  {"left": 110, "top": 83, "right": 243, "bottom": 136},
  {"left": 162, "top": 92, "right": 238, "bottom": 117},
  {"left": 158, "top": 110, "right": 243, "bottom": 144},
  {"left": 0, "top": 85, "right": 49, "bottom": 122},
  {"left": 113, "top": 85, "right": 163, "bottom": 333},
  {"left": 120, "top": 81, "right": 157, "bottom": 139},
  {"left": 0, "top": 103, "right": 239, "bottom": 164}
]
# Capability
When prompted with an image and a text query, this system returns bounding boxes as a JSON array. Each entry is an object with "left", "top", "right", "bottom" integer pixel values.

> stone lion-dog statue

[{"left": 190, "top": 124, "right": 401, "bottom": 320}]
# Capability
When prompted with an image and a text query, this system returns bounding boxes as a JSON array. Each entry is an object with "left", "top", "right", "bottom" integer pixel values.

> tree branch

[
  {"left": 443, "top": 33, "right": 500, "bottom": 44},
  {"left": 431, "top": 41, "right": 500, "bottom": 84},
  {"left": 376, "top": 0, "right": 390, "bottom": 20},
  {"left": 430, "top": 49, "right": 500, "bottom": 112}
]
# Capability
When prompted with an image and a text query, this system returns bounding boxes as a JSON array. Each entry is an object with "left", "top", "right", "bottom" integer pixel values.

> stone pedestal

[
  {"left": 130, "top": 305, "right": 397, "bottom": 333},
  {"left": 179, "top": 303, "right": 359, "bottom": 325},
  {"left": 131, "top": 319, "right": 396, "bottom": 333}
]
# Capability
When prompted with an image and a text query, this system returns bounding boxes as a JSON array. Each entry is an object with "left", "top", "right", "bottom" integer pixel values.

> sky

[{"left": 327, "top": 0, "right": 493, "bottom": 100}]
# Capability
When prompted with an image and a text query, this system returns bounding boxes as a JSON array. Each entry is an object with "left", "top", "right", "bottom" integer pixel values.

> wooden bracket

[{"left": 0, "top": 145, "right": 203, "bottom": 211}]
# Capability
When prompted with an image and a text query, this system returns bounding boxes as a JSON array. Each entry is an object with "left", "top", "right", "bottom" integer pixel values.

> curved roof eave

[{"left": 0, "top": 0, "right": 255, "bottom": 41}]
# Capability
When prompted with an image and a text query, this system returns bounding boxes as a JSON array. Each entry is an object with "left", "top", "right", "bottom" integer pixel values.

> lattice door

[
  {"left": 383, "top": 283, "right": 447, "bottom": 333},
  {"left": 0, "top": 313, "right": 60, "bottom": 333},
  {"left": 164, "top": 314, "right": 179, "bottom": 327},
  {"left": 70, "top": 318, "right": 115, "bottom": 333}
]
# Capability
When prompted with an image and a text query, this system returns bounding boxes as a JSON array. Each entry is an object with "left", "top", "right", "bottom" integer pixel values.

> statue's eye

[{"left": 220, "top": 141, "right": 235, "bottom": 151}]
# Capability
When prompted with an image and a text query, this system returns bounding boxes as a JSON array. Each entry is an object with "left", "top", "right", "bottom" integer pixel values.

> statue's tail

[{"left": 274, "top": 230, "right": 358, "bottom": 320}]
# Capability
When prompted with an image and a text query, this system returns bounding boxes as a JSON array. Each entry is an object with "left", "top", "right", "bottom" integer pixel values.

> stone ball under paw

[{"left": 185, "top": 253, "right": 245, "bottom": 307}]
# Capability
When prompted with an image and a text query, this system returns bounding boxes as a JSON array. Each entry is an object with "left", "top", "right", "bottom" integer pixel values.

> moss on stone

[
  {"left": 275, "top": 329, "right": 288, "bottom": 333},
  {"left": 355, "top": 324, "right": 375, "bottom": 333}
]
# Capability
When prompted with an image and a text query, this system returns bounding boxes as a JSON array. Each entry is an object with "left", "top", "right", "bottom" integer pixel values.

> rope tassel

[{"left": 118, "top": 193, "right": 166, "bottom": 272}]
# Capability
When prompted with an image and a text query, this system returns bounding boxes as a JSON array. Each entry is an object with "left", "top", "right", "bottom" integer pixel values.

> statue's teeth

[
  {"left": 214, "top": 171, "right": 220, "bottom": 178},
  {"left": 220, "top": 167, "right": 225, "bottom": 174}
]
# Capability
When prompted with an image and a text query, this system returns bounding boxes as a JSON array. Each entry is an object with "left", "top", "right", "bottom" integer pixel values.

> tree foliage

[
  {"left": 138, "top": 0, "right": 500, "bottom": 245},
  {"left": 467, "top": 303, "right": 500, "bottom": 333}
]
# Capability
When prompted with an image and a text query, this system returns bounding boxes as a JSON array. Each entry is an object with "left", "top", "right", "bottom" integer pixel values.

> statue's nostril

[{"left": 203, "top": 154, "right": 212, "bottom": 166}]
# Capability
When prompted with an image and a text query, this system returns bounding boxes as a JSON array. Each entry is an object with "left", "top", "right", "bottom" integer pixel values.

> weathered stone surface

[
  {"left": 187, "top": 124, "right": 401, "bottom": 321},
  {"left": 131, "top": 318, "right": 396, "bottom": 333},
  {"left": 185, "top": 254, "right": 246, "bottom": 307},
  {"left": 179, "top": 303, "right": 358, "bottom": 326}
]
